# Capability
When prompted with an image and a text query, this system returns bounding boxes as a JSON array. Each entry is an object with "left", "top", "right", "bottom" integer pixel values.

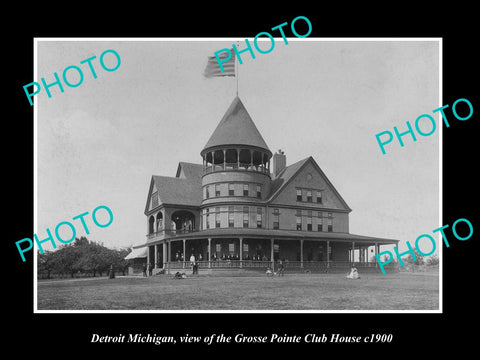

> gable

[
  {"left": 144, "top": 177, "right": 159, "bottom": 214},
  {"left": 268, "top": 157, "right": 351, "bottom": 211}
]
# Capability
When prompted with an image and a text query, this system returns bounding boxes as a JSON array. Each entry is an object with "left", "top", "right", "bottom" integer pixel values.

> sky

[{"left": 35, "top": 38, "right": 440, "bottom": 256}]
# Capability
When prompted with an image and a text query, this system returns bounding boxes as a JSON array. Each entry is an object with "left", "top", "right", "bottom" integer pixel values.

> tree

[
  {"left": 425, "top": 253, "right": 439, "bottom": 266},
  {"left": 402, "top": 247, "right": 424, "bottom": 265},
  {"left": 54, "top": 244, "right": 83, "bottom": 277},
  {"left": 38, "top": 250, "right": 56, "bottom": 279}
]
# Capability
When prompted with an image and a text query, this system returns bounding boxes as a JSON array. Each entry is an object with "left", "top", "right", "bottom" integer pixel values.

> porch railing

[{"left": 158, "top": 260, "right": 386, "bottom": 270}]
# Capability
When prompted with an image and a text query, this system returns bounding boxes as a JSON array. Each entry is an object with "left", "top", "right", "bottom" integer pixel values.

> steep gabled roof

[
  {"left": 152, "top": 175, "right": 202, "bottom": 207},
  {"left": 175, "top": 162, "right": 203, "bottom": 180},
  {"left": 267, "top": 156, "right": 352, "bottom": 212},
  {"left": 269, "top": 157, "right": 310, "bottom": 197},
  {"left": 202, "top": 96, "right": 271, "bottom": 154},
  {"left": 145, "top": 163, "right": 203, "bottom": 213}
]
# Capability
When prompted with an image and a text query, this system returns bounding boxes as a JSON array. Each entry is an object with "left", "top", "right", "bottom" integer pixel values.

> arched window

[
  {"left": 156, "top": 211, "right": 163, "bottom": 231},
  {"left": 148, "top": 215, "right": 155, "bottom": 234}
]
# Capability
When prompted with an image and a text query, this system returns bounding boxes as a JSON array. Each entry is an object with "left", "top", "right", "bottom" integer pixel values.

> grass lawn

[{"left": 36, "top": 272, "right": 439, "bottom": 311}]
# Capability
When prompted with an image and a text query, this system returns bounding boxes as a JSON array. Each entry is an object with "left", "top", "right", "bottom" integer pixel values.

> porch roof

[
  {"left": 142, "top": 228, "right": 399, "bottom": 246},
  {"left": 124, "top": 247, "right": 148, "bottom": 260}
]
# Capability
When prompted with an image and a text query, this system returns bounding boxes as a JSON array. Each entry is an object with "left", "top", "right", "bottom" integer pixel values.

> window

[
  {"left": 229, "top": 243, "right": 235, "bottom": 253},
  {"left": 318, "top": 215, "right": 323, "bottom": 231},
  {"left": 296, "top": 189, "right": 302, "bottom": 201},
  {"left": 243, "top": 184, "right": 249, "bottom": 196},
  {"left": 216, "top": 243, "right": 221, "bottom": 252},
  {"left": 206, "top": 210, "right": 210, "bottom": 229},
  {"left": 206, "top": 186, "right": 210, "bottom": 199},
  {"left": 307, "top": 216, "right": 312, "bottom": 231},
  {"left": 273, "top": 217, "right": 279, "bottom": 229},
  {"left": 327, "top": 212, "right": 333, "bottom": 232},
  {"left": 306, "top": 190, "right": 312, "bottom": 202},
  {"left": 296, "top": 216, "right": 302, "bottom": 230},
  {"left": 256, "top": 185, "right": 261, "bottom": 198},
  {"left": 243, "top": 206, "right": 249, "bottom": 228},
  {"left": 316, "top": 190, "right": 322, "bottom": 203},
  {"left": 228, "top": 183, "right": 235, "bottom": 196},
  {"left": 215, "top": 213, "right": 220, "bottom": 228},
  {"left": 215, "top": 184, "right": 221, "bottom": 197},
  {"left": 228, "top": 206, "right": 234, "bottom": 228},
  {"left": 256, "top": 207, "right": 262, "bottom": 228},
  {"left": 243, "top": 243, "right": 248, "bottom": 252}
]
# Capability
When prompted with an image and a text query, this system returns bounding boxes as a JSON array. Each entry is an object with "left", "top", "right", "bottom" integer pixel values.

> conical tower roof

[{"left": 201, "top": 96, "right": 271, "bottom": 156}]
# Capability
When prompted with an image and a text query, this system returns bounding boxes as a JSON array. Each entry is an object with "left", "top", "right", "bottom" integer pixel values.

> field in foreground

[{"left": 36, "top": 272, "right": 439, "bottom": 311}]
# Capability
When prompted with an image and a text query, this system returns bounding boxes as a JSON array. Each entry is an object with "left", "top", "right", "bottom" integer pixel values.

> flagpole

[{"left": 236, "top": 41, "right": 239, "bottom": 96}]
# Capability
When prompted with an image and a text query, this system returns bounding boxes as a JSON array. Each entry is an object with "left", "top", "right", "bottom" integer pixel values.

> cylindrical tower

[{"left": 200, "top": 97, "right": 272, "bottom": 230}]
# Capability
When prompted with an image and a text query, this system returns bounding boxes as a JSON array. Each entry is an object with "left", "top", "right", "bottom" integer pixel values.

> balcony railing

[
  {"left": 147, "top": 228, "right": 199, "bottom": 240},
  {"left": 204, "top": 164, "right": 270, "bottom": 175}
]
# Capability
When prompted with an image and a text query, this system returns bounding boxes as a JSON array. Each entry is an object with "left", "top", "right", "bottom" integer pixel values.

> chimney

[{"left": 273, "top": 149, "right": 286, "bottom": 177}]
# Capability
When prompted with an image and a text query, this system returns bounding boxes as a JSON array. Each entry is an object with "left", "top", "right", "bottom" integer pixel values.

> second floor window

[
  {"left": 243, "top": 184, "right": 249, "bottom": 196},
  {"left": 296, "top": 189, "right": 302, "bottom": 201},
  {"left": 229, "top": 183, "right": 234, "bottom": 196},
  {"left": 228, "top": 206, "right": 234, "bottom": 228},
  {"left": 215, "top": 184, "right": 220, "bottom": 197},
  {"left": 296, "top": 216, "right": 302, "bottom": 230}
]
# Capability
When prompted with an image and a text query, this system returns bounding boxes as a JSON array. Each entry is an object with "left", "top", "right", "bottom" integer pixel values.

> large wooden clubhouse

[{"left": 126, "top": 96, "right": 399, "bottom": 274}]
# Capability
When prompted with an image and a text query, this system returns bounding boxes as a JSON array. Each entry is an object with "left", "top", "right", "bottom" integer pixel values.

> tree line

[{"left": 37, "top": 236, "right": 132, "bottom": 279}]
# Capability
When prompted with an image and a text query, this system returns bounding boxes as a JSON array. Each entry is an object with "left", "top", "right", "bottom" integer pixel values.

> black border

[{"left": 6, "top": 6, "right": 478, "bottom": 354}]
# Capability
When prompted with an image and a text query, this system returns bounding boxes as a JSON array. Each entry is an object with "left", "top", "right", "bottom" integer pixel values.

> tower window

[
  {"left": 243, "top": 206, "right": 249, "bottom": 228},
  {"left": 256, "top": 185, "right": 261, "bottom": 199},
  {"left": 215, "top": 184, "right": 221, "bottom": 197},
  {"left": 228, "top": 206, "right": 234, "bottom": 228},
  {"left": 243, "top": 184, "right": 249, "bottom": 196},
  {"left": 229, "top": 183, "right": 235, "bottom": 196}
]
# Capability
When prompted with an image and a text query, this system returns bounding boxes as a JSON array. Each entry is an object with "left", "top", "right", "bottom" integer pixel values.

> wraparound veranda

[{"left": 133, "top": 229, "right": 397, "bottom": 274}]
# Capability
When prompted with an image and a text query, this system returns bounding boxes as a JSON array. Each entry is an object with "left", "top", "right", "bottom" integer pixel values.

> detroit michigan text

[{"left": 91, "top": 333, "right": 393, "bottom": 345}]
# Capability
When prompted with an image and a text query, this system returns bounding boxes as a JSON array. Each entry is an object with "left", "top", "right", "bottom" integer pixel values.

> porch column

[
  {"left": 183, "top": 239, "right": 186, "bottom": 269},
  {"left": 147, "top": 245, "right": 151, "bottom": 266},
  {"left": 162, "top": 241, "right": 167, "bottom": 269},
  {"left": 167, "top": 240, "right": 171, "bottom": 274},
  {"left": 300, "top": 239, "right": 304, "bottom": 268},
  {"left": 351, "top": 241, "right": 355, "bottom": 263},
  {"left": 270, "top": 238, "right": 274, "bottom": 268},
  {"left": 239, "top": 237, "right": 243, "bottom": 268},
  {"left": 154, "top": 244, "right": 159, "bottom": 268},
  {"left": 326, "top": 241, "right": 330, "bottom": 268},
  {"left": 208, "top": 238, "right": 211, "bottom": 268}
]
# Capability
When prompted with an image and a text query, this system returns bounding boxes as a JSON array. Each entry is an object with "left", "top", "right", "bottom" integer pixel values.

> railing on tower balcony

[{"left": 204, "top": 163, "right": 269, "bottom": 175}]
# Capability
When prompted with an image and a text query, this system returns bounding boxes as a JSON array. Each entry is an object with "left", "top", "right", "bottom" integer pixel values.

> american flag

[{"left": 203, "top": 49, "right": 235, "bottom": 78}]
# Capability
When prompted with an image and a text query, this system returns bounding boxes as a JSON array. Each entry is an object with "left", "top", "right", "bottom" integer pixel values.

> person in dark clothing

[
  {"left": 142, "top": 263, "right": 147, "bottom": 277},
  {"left": 109, "top": 264, "right": 115, "bottom": 279}
]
